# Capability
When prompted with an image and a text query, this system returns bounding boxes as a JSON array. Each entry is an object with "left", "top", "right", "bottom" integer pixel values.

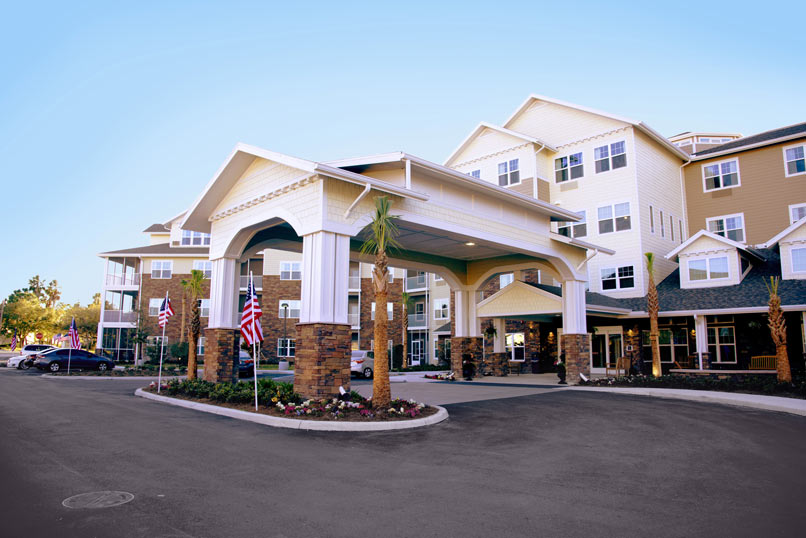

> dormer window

[
  {"left": 688, "top": 256, "right": 729, "bottom": 281},
  {"left": 792, "top": 248, "right": 806, "bottom": 273},
  {"left": 182, "top": 230, "right": 211, "bottom": 246}
]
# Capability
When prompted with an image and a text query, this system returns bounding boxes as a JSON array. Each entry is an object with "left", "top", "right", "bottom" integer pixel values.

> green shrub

[{"left": 580, "top": 374, "right": 806, "bottom": 399}]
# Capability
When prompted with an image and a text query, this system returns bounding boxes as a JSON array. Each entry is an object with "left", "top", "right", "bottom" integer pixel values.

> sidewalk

[{"left": 573, "top": 386, "right": 806, "bottom": 417}]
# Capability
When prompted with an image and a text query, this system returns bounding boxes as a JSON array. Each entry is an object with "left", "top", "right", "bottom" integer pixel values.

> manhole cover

[{"left": 62, "top": 491, "right": 134, "bottom": 509}]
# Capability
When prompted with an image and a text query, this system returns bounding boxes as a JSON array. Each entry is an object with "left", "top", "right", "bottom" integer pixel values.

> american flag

[
  {"left": 158, "top": 294, "right": 175, "bottom": 328},
  {"left": 240, "top": 273, "right": 263, "bottom": 346},
  {"left": 69, "top": 317, "right": 80, "bottom": 349},
  {"left": 10, "top": 329, "right": 17, "bottom": 352}
]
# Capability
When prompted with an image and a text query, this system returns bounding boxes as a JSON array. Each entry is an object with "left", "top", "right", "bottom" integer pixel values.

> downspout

[
  {"left": 344, "top": 183, "right": 372, "bottom": 218},
  {"left": 678, "top": 157, "right": 692, "bottom": 240},
  {"left": 405, "top": 158, "right": 412, "bottom": 190},
  {"left": 532, "top": 144, "right": 546, "bottom": 199},
  {"left": 576, "top": 248, "right": 600, "bottom": 272}
]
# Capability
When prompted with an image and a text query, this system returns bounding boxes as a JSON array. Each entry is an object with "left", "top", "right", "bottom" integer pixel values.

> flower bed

[
  {"left": 145, "top": 378, "right": 437, "bottom": 421},
  {"left": 423, "top": 372, "right": 455, "bottom": 381},
  {"left": 580, "top": 374, "right": 806, "bottom": 399},
  {"left": 51, "top": 366, "right": 188, "bottom": 376}
]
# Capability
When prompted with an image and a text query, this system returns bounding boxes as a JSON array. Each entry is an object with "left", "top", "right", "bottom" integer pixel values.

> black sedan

[{"left": 34, "top": 349, "right": 115, "bottom": 373}]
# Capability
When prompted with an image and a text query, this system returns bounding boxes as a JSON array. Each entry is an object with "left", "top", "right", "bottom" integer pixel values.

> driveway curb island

[{"left": 134, "top": 388, "right": 449, "bottom": 431}]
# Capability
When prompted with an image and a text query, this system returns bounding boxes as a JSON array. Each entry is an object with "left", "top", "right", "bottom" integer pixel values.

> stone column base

[
  {"left": 451, "top": 337, "right": 483, "bottom": 376},
  {"left": 561, "top": 333, "right": 590, "bottom": 384},
  {"left": 699, "top": 352, "right": 712, "bottom": 370},
  {"left": 203, "top": 328, "right": 240, "bottom": 384},
  {"left": 294, "top": 323, "right": 351, "bottom": 400},
  {"left": 486, "top": 352, "right": 509, "bottom": 377}
]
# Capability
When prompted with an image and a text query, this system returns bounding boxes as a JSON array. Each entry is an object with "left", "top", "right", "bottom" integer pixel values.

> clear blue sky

[{"left": 1, "top": 0, "right": 804, "bottom": 305}]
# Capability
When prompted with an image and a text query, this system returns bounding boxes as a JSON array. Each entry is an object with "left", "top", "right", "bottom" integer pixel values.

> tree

[
  {"left": 645, "top": 253, "right": 662, "bottom": 377},
  {"left": 61, "top": 300, "right": 101, "bottom": 350},
  {"left": 26, "top": 275, "right": 61, "bottom": 309},
  {"left": 179, "top": 278, "right": 188, "bottom": 343},
  {"left": 765, "top": 277, "right": 791, "bottom": 383},
  {"left": 183, "top": 269, "right": 205, "bottom": 380},
  {"left": 360, "top": 196, "right": 401, "bottom": 409},
  {"left": 1, "top": 291, "right": 50, "bottom": 346},
  {"left": 400, "top": 291, "right": 410, "bottom": 369}
]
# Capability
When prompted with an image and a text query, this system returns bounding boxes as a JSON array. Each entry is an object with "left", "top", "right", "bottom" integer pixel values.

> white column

[
  {"left": 694, "top": 314, "right": 708, "bottom": 369},
  {"left": 454, "top": 289, "right": 480, "bottom": 338},
  {"left": 561, "top": 280, "right": 587, "bottom": 334},
  {"left": 299, "top": 231, "right": 350, "bottom": 325},
  {"left": 96, "top": 258, "right": 109, "bottom": 349},
  {"left": 493, "top": 318, "right": 506, "bottom": 352},
  {"left": 208, "top": 257, "right": 239, "bottom": 329}
]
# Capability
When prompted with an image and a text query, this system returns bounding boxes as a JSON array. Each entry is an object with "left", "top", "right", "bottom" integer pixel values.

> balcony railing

[
  {"left": 239, "top": 275, "right": 263, "bottom": 289},
  {"left": 102, "top": 311, "right": 138, "bottom": 323},
  {"left": 408, "top": 313, "right": 427, "bottom": 327},
  {"left": 405, "top": 275, "right": 427, "bottom": 291},
  {"left": 348, "top": 313, "right": 360, "bottom": 328},
  {"left": 105, "top": 274, "right": 139, "bottom": 286},
  {"left": 348, "top": 276, "right": 361, "bottom": 290}
]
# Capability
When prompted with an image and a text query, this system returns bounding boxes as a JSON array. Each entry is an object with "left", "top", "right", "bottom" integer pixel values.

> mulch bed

[{"left": 51, "top": 369, "right": 187, "bottom": 377}]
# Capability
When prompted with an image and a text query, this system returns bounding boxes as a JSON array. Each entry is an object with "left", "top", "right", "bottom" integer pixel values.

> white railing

[
  {"left": 239, "top": 275, "right": 263, "bottom": 289},
  {"left": 405, "top": 275, "right": 427, "bottom": 291},
  {"left": 102, "top": 311, "right": 138, "bottom": 323},
  {"left": 348, "top": 313, "right": 360, "bottom": 328},
  {"left": 348, "top": 276, "right": 361, "bottom": 290},
  {"left": 105, "top": 274, "right": 139, "bottom": 286},
  {"left": 408, "top": 313, "right": 427, "bottom": 327}
]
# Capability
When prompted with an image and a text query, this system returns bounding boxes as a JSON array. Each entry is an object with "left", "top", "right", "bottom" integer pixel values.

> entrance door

[
  {"left": 410, "top": 339, "right": 422, "bottom": 366},
  {"left": 591, "top": 327, "right": 623, "bottom": 374}
]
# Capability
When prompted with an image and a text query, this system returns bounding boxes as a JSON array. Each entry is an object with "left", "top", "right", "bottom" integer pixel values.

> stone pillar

[
  {"left": 486, "top": 351, "right": 508, "bottom": 376},
  {"left": 451, "top": 336, "right": 483, "bottom": 375},
  {"left": 203, "top": 328, "right": 240, "bottom": 383},
  {"left": 294, "top": 231, "right": 351, "bottom": 399},
  {"left": 700, "top": 351, "right": 712, "bottom": 370},
  {"left": 561, "top": 333, "right": 590, "bottom": 384}
]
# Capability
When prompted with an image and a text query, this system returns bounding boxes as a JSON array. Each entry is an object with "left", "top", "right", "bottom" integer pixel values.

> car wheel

[
  {"left": 20, "top": 361, "right": 30, "bottom": 370},
  {"left": 98, "top": 362, "right": 108, "bottom": 372},
  {"left": 49, "top": 362, "right": 60, "bottom": 373},
  {"left": 363, "top": 367, "right": 373, "bottom": 379}
]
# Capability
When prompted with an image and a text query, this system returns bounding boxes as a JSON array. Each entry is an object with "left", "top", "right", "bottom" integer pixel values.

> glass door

[
  {"left": 590, "top": 327, "right": 623, "bottom": 373},
  {"left": 607, "top": 334, "right": 623, "bottom": 369},
  {"left": 592, "top": 334, "right": 607, "bottom": 368}
]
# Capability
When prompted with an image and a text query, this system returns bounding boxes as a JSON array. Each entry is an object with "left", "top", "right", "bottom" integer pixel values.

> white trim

[
  {"left": 690, "top": 131, "right": 806, "bottom": 161},
  {"left": 701, "top": 158, "right": 741, "bottom": 193},
  {"left": 783, "top": 142, "right": 806, "bottom": 178},
  {"left": 788, "top": 203, "right": 806, "bottom": 225},
  {"left": 665, "top": 229, "right": 762, "bottom": 262},
  {"left": 792, "top": 246, "right": 806, "bottom": 274},
  {"left": 685, "top": 255, "right": 731, "bottom": 282},
  {"left": 760, "top": 216, "right": 806, "bottom": 248},
  {"left": 443, "top": 121, "right": 556, "bottom": 167},
  {"left": 626, "top": 305, "right": 806, "bottom": 317},
  {"left": 705, "top": 212, "right": 746, "bottom": 244}
]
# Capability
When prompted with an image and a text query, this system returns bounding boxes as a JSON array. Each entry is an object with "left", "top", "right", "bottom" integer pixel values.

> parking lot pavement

[{"left": 1, "top": 370, "right": 805, "bottom": 537}]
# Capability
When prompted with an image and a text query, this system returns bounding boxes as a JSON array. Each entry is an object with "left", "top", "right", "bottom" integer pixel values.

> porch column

[
  {"left": 451, "top": 288, "right": 483, "bottom": 374},
  {"left": 203, "top": 257, "right": 240, "bottom": 383},
  {"left": 561, "top": 280, "right": 590, "bottom": 383},
  {"left": 295, "top": 231, "right": 351, "bottom": 399},
  {"left": 694, "top": 314, "right": 709, "bottom": 370},
  {"left": 492, "top": 318, "right": 506, "bottom": 353}
]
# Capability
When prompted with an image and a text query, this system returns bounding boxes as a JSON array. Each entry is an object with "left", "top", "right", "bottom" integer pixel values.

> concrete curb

[
  {"left": 41, "top": 374, "right": 187, "bottom": 381},
  {"left": 573, "top": 386, "right": 806, "bottom": 417},
  {"left": 134, "top": 388, "right": 449, "bottom": 431}
]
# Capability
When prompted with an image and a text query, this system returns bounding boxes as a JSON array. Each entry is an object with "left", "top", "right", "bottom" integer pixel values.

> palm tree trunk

[
  {"left": 187, "top": 306, "right": 199, "bottom": 380},
  {"left": 180, "top": 294, "right": 186, "bottom": 343},
  {"left": 372, "top": 253, "right": 391, "bottom": 409},
  {"left": 402, "top": 304, "right": 408, "bottom": 370},
  {"left": 767, "top": 279, "right": 791, "bottom": 383}
]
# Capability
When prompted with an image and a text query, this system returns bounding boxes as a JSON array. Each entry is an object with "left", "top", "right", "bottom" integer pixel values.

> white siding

[{"left": 506, "top": 100, "right": 629, "bottom": 147}]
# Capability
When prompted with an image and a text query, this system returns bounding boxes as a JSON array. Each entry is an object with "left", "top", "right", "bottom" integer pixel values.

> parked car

[
  {"left": 237, "top": 350, "right": 254, "bottom": 378},
  {"left": 34, "top": 349, "right": 115, "bottom": 373},
  {"left": 350, "top": 350, "right": 374, "bottom": 379},
  {"left": 7, "top": 344, "right": 57, "bottom": 369}
]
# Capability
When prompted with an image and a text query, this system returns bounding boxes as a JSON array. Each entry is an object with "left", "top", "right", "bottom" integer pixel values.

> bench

[
  {"left": 605, "top": 356, "right": 630, "bottom": 377},
  {"left": 750, "top": 355, "right": 776, "bottom": 370},
  {"left": 508, "top": 361, "right": 525, "bottom": 375}
]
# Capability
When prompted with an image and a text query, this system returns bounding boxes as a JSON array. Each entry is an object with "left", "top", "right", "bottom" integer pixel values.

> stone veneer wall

[
  {"left": 294, "top": 323, "right": 351, "bottom": 399},
  {"left": 485, "top": 352, "right": 509, "bottom": 376},
  {"left": 261, "top": 274, "right": 300, "bottom": 360},
  {"left": 202, "top": 328, "right": 239, "bottom": 383},
  {"left": 561, "top": 333, "right": 591, "bottom": 384},
  {"left": 451, "top": 337, "right": 483, "bottom": 375},
  {"left": 139, "top": 273, "right": 212, "bottom": 353},
  {"left": 359, "top": 276, "right": 404, "bottom": 351}
]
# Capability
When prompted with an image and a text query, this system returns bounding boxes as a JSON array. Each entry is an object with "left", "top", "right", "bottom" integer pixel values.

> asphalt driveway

[{"left": 1, "top": 368, "right": 804, "bottom": 537}]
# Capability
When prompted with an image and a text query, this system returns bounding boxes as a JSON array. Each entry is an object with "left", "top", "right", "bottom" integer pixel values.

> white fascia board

[
  {"left": 549, "top": 233, "right": 616, "bottom": 255},
  {"left": 627, "top": 305, "right": 806, "bottom": 317},
  {"left": 162, "top": 211, "right": 188, "bottom": 228},
  {"left": 324, "top": 152, "right": 406, "bottom": 168},
  {"left": 760, "top": 216, "right": 806, "bottom": 248},
  {"left": 476, "top": 280, "right": 560, "bottom": 310},
  {"left": 313, "top": 163, "right": 429, "bottom": 202},
  {"left": 443, "top": 122, "right": 556, "bottom": 167},
  {"left": 636, "top": 123, "right": 691, "bottom": 160},
  {"left": 690, "top": 132, "right": 806, "bottom": 161},
  {"left": 669, "top": 131, "right": 742, "bottom": 141},
  {"left": 664, "top": 229, "right": 758, "bottom": 261}
]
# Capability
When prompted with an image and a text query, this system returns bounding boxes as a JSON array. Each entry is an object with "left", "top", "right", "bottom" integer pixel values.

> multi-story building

[{"left": 669, "top": 132, "right": 742, "bottom": 155}]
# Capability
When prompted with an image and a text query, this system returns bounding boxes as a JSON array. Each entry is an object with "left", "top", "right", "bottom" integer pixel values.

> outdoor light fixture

[{"left": 465, "top": 242, "right": 475, "bottom": 246}]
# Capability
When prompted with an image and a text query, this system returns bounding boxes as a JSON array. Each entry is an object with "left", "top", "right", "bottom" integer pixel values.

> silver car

[
  {"left": 350, "top": 350, "right": 374, "bottom": 378},
  {"left": 7, "top": 344, "right": 57, "bottom": 369}
]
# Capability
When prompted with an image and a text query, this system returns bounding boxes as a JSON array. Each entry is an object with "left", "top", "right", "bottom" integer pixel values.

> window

[
  {"left": 469, "top": 169, "right": 481, "bottom": 179},
  {"left": 642, "top": 328, "right": 688, "bottom": 363},
  {"left": 146, "top": 336, "right": 168, "bottom": 347},
  {"left": 148, "top": 298, "right": 162, "bottom": 316},
  {"left": 434, "top": 299, "right": 449, "bottom": 320},
  {"left": 659, "top": 210, "right": 665, "bottom": 238},
  {"left": 649, "top": 206, "right": 655, "bottom": 234},
  {"left": 181, "top": 230, "right": 211, "bottom": 246},
  {"left": 371, "top": 302, "right": 394, "bottom": 320},
  {"left": 193, "top": 260, "right": 212, "bottom": 278},
  {"left": 594, "top": 141, "right": 626, "bottom": 173},
  {"left": 679, "top": 221, "right": 684, "bottom": 243},
  {"left": 151, "top": 261, "right": 172, "bottom": 279},
  {"left": 199, "top": 299, "right": 210, "bottom": 318},
  {"left": 792, "top": 248, "right": 806, "bottom": 273},
  {"left": 708, "top": 326, "right": 736, "bottom": 363},
  {"left": 278, "top": 300, "right": 300, "bottom": 318},
  {"left": 505, "top": 333, "right": 525, "bottom": 361},
  {"left": 197, "top": 336, "right": 205, "bottom": 356},
  {"left": 277, "top": 338, "right": 296, "bottom": 357},
  {"left": 707, "top": 214, "right": 745, "bottom": 242},
  {"left": 784, "top": 145, "right": 806, "bottom": 177},
  {"left": 699, "top": 137, "right": 732, "bottom": 144},
  {"left": 557, "top": 210, "right": 587, "bottom": 238},
  {"left": 688, "top": 256, "right": 729, "bottom": 281},
  {"left": 280, "top": 261, "right": 301, "bottom": 280},
  {"left": 499, "top": 273, "right": 514, "bottom": 288},
  {"left": 555, "top": 153, "right": 583, "bottom": 183},
  {"left": 497, "top": 159, "right": 520, "bottom": 186},
  {"left": 601, "top": 265, "right": 635, "bottom": 290},
  {"left": 670, "top": 215, "right": 675, "bottom": 242},
  {"left": 598, "top": 202, "right": 631, "bottom": 234},
  {"left": 702, "top": 159, "right": 740, "bottom": 191},
  {"left": 789, "top": 204, "right": 806, "bottom": 224}
]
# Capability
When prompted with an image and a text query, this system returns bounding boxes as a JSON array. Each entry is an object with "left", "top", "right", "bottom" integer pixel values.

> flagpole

[
  {"left": 251, "top": 272, "right": 259, "bottom": 411},
  {"left": 68, "top": 346, "right": 72, "bottom": 374},
  {"left": 157, "top": 291, "right": 167, "bottom": 393}
]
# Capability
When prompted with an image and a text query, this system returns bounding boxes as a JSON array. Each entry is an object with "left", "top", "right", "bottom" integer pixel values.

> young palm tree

[
  {"left": 400, "top": 291, "right": 410, "bottom": 370},
  {"left": 183, "top": 269, "right": 205, "bottom": 380},
  {"left": 360, "top": 196, "right": 401, "bottom": 409},
  {"left": 645, "top": 253, "right": 662, "bottom": 377},
  {"left": 765, "top": 277, "right": 791, "bottom": 383}
]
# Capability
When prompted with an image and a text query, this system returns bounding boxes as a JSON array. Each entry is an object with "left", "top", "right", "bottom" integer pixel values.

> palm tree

[
  {"left": 645, "top": 253, "right": 662, "bottom": 377},
  {"left": 765, "top": 277, "right": 791, "bottom": 383},
  {"left": 183, "top": 269, "right": 205, "bottom": 380},
  {"left": 178, "top": 281, "right": 188, "bottom": 344},
  {"left": 400, "top": 291, "right": 410, "bottom": 370},
  {"left": 360, "top": 196, "right": 401, "bottom": 409}
]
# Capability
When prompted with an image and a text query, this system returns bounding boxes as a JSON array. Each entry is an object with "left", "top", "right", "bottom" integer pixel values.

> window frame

[
  {"left": 433, "top": 298, "right": 449, "bottom": 320},
  {"left": 707, "top": 326, "right": 737, "bottom": 364},
  {"left": 279, "top": 261, "right": 302, "bottom": 281},
  {"left": 600, "top": 265, "right": 635, "bottom": 291},
  {"left": 497, "top": 159, "right": 520, "bottom": 186},
  {"left": 277, "top": 300, "right": 301, "bottom": 319},
  {"left": 701, "top": 158, "right": 741, "bottom": 192},
  {"left": 469, "top": 169, "right": 481, "bottom": 179},
  {"left": 151, "top": 260, "right": 173, "bottom": 279},
  {"left": 277, "top": 338, "right": 296, "bottom": 357},
  {"left": 792, "top": 247, "right": 806, "bottom": 274},
  {"left": 199, "top": 298, "right": 210, "bottom": 318},
  {"left": 557, "top": 210, "right": 587, "bottom": 238},
  {"left": 597, "top": 202, "right": 631, "bottom": 234},
  {"left": 783, "top": 143, "right": 806, "bottom": 178},
  {"left": 687, "top": 256, "right": 730, "bottom": 281},
  {"left": 148, "top": 298, "right": 162, "bottom": 317},
  {"left": 706, "top": 213, "right": 745, "bottom": 243},
  {"left": 193, "top": 260, "right": 212, "bottom": 278},
  {"left": 554, "top": 152, "right": 583, "bottom": 183},
  {"left": 788, "top": 203, "right": 806, "bottom": 224},
  {"left": 594, "top": 140, "right": 626, "bottom": 174}
]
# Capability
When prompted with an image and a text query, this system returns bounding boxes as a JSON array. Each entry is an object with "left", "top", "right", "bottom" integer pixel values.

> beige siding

[{"left": 506, "top": 100, "right": 629, "bottom": 147}]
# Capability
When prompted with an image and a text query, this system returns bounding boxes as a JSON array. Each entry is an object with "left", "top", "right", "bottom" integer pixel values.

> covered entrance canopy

[{"left": 181, "top": 144, "right": 607, "bottom": 397}]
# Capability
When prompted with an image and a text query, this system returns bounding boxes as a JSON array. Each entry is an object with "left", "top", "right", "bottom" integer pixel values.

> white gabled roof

[
  {"left": 760, "top": 216, "right": 806, "bottom": 248},
  {"left": 665, "top": 229, "right": 764, "bottom": 262},
  {"left": 443, "top": 121, "right": 556, "bottom": 167},
  {"left": 503, "top": 93, "right": 690, "bottom": 161}
]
